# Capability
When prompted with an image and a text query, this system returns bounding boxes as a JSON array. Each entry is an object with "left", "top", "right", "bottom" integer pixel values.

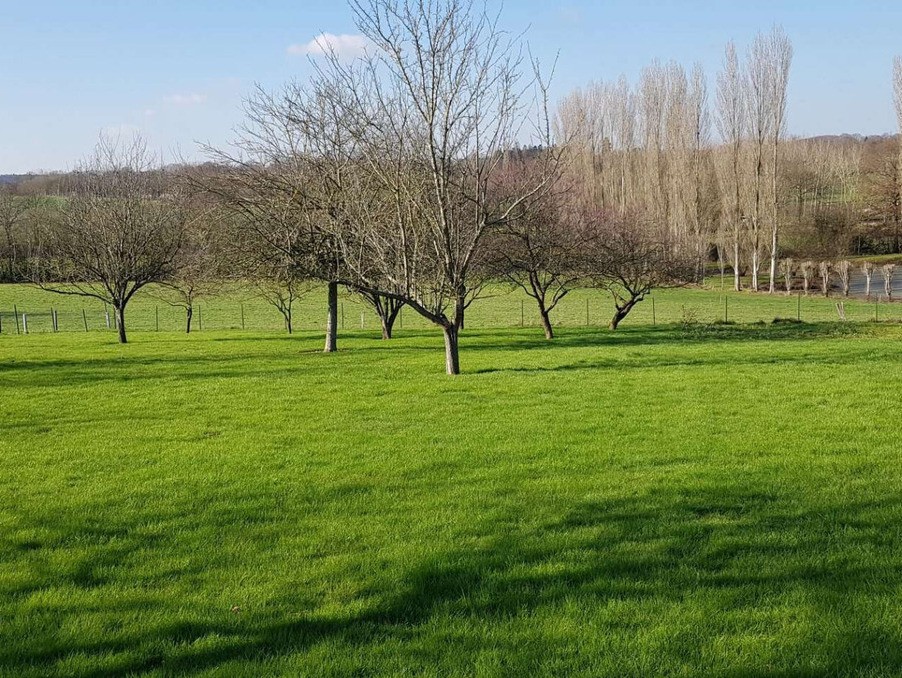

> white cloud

[
  {"left": 163, "top": 93, "right": 207, "bottom": 106},
  {"left": 287, "top": 33, "right": 368, "bottom": 60}
]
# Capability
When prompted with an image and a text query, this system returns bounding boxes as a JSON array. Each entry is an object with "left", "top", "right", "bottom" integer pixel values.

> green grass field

[{"left": 2, "top": 285, "right": 902, "bottom": 676}]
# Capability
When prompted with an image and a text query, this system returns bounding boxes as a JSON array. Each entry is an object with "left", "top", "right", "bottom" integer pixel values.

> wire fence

[{"left": 2, "top": 289, "right": 902, "bottom": 336}]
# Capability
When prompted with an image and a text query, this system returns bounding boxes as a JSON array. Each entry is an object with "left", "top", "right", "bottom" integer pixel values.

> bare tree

[
  {"left": 862, "top": 260, "right": 876, "bottom": 299},
  {"left": 818, "top": 261, "right": 831, "bottom": 297},
  {"left": 151, "top": 205, "right": 224, "bottom": 333},
  {"left": 835, "top": 259, "right": 852, "bottom": 297},
  {"left": 716, "top": 42, "right": 745, "bottom": 291},
  {"left": 800, "top": 260, "right": 814, "bottom": 295},
  {"left": 310, "top": 0, "right": 560, "bottom": 374},
  {"left": 780, "top": 257, "right": 794, "bottom": 294},
  {"left": 27, "top": 135, "right": 185, "bottom": 343},
  {"left": 882, "top": 263, "right": 896, "bottom": 300},
  {"left": 765, "top": 27, "right": 793, "bottom": 293},
  {"left": 0, "top": 190, "right": 32, "bottom": 281},
  {"left": 586, "top": 210, "right": 693, "bottom": 329},
  {"left": 487, "top": 158, "right": 584, "bottom": 339}
]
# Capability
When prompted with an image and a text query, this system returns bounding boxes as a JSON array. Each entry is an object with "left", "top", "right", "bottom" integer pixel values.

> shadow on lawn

[
  {"left": 0, "top": 322, "right": 882, "bottom": 390},
  {"left": 6, "top": 484, "right": 902, "bottom": 676}
]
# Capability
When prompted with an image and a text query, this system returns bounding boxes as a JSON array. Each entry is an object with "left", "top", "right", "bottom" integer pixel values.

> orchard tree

[
  {"left": 28, "top": 135, "right": 185, "bottom": 343},
  {"left": 307, "top": 0, "right": 561, "bottom": 374},
  {"left": 587, "top": 210, "right": 693, "bottom": 330},
  {"left": 487, "top": 157, "right": 584, "bottom": 340}
]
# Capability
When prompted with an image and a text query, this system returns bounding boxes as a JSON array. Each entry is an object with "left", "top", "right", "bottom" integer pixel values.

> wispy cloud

[
  {"left": 163, "top": 92, "right": 207, "bottom": 106},
  {"left": 287, "top": 33, "right": 368, "bottom": 60}
]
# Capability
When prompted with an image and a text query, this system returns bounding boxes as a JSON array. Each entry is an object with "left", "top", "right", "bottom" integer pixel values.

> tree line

[{"left": 3, "top": 0, "right": 902, "bottom": 374}]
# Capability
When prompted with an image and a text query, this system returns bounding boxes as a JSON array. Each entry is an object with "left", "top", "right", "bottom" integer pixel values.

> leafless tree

[
  {"left": 800, "top": 260, "right": 814, "bottom": 295},
  {"left": 586, "top": 210, "right": 693, "bottom": 329},
  {"left": 307, "top": 0, "right": 561, "bottom": 374},
  {"left": 764, "top": 27, "right": 793, "bottom": 293},
  {"left": 151, "top": 207, "right": 224, "bottom": 333},
  {"left": 882, "top": 263, "right": 896, "bottom": 300},
  {"left": 835, "top": 259, "right": 852, "bottom": 297},
  {"left": 818, "top": 261, "right": 831, "bottom": 297},
  {"left": 862, "top": 260, "right": 876, "bottom": 299},
  {"left": 26, "top": 134, "right": 185, "bottom": 343},
  {"left": 780, "top": 257, "right": 794, "bottom": 294},
  {"left": 0, "top": 190, "right": 32, "bottom": 281},
  {"left": 716, "top": 42, "right": 745, "bottom": 291},
  {"left": 487, "top": 158, "right": 584, "bottom": 339}
]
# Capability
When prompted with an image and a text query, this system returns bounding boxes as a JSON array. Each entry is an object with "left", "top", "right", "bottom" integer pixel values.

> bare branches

[{"left": 26, "top": 134, "right": 187, "bottom": 343}]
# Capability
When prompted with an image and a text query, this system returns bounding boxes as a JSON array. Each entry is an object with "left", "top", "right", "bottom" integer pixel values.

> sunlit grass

[{"left": 2, "top": 316, "right": 902, "bottom": 675}]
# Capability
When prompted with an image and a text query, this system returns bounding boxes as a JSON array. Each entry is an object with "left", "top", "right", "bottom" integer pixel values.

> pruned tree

[
  {"left": 26, "top": 134, "right": 185, "bottom": 343},
  {"left": 862, "top": 260, "right": 876, "bottom": 299},
  {"left": 800, "top": 260, "right": 814, "bottom": 295},
  {"left": 818, "top": 261, "right": 831, "bottom": 297},
  {"left": 586, "top": 210, "right": 693, "bottom": 330},
  {"left": 835, "top": 259, "right": 852, "bottom": 297},
  {"left": 151, "top": 205, "right": 224, "bottom": 333},
  {"left": 780, "top": 257, "right": 794, "bottom": 294},
  {"left": 252, "top": 255, "right": 310, "bottom": 334},
  {"left": 882, "top": 263, "right": 896, "bottom": 300},
  {"left": 309, "top": 0, "right": 561, "bottom": 374},
  {"left": 487, "top": 157, "right": 585, "bottom": 340}
]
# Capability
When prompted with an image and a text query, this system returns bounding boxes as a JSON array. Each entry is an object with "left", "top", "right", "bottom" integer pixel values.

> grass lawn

[{"left": 2, "top": 295, "right": 902, "bottom": 675}]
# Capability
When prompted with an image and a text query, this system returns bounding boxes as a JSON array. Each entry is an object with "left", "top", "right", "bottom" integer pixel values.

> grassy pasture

[
  {"left": 1, "top": 287, "right": 902, "bottom": 676},
  {"left": 1, "top": 282, "right": 902, "bottom": 336}
]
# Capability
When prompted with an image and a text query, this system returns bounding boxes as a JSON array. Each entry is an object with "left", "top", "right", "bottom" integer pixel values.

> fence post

[
  {"left": 652, "top": 296, "right": 656, "bottom": 326},
  {"left": 341, "top": 302, "right": 345, "bottom": 330},
  {"left": 22, "top": 313, "right": 28, "bottom": 334},
  {"left": 797, "top": 292, "right": 801, "bottom": 322},
  {"left": 520, "top": 300, "right": 524, "bottom": 327},
  {"left": 724, "top": 295, "right": 728, "bottom": 323},
  {"left": 155, "top": 306, "right": 159, "bottom": 331},
  {"left": 399, "top": 307, "right": 403, "bottom": 329},
  {"left": 585, "top": 298, "right": 589, "bottom": 326},
  {"left": 240, "top": 303, "right": 245, "bottom": 330},
  {"left": 876, "top": 295, "right": 880, "bottom": 322},
  {"left": 198, "top": 305, "right": 202, "bottom": 331},
  {"left": 82, "top": 309, "right": 89, "bottom": 332},
  {"left": 13, "top": 305, "right": 19, "bottom": 334}
]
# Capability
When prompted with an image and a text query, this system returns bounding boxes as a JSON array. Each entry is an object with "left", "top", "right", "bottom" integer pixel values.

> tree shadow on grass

[{"left": 5, "top": 485, "right": 902, "bottom": 676}]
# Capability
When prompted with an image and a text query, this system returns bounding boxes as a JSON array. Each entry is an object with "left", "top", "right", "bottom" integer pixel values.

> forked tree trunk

[
  {"left": 324, "top": 281, "right": 338, "bottom": 353},
  {"left": 186, "top": 306, "right": 193, "bottom": 334},
  {"left": 116, "top": 303, "right": 127, "bottom": 344},
  {"left": 442, "top": 324, "right": 460, "bottom": 375},
  {"left": 380, "top": 304, "right": 401, "bottom": 340}
]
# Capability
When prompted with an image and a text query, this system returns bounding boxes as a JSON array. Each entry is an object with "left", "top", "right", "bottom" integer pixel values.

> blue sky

[{"left": 1, "top": 0, "right": 900, "bottom": 173}]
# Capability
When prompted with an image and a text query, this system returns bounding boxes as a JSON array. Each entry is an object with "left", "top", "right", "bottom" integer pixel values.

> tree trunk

[
  {"left": 116, "top": 303, "right": 127, "bottom": 344},
  {"left": 609, "top": 300, "right": 637, "bottom": 330},
  {"left": 286, "top": 310, "right": 293, "bottom": 335},
  {"left": 539, "top": 308, "right": 554, "bottom": 340},
  {"left": 768, "top": 228, "right": 778, "bottom": 294},
  {"left": 380, "top": 304, "right": 401, "bottom": 340},
  {"left": 442, "top": 324, "right": 460, "bottom": 375},
  {"left": 324, "top": 281, "right": 338, "bottom": 353},
  {"left": 186, "top": 306, "right": 193, "bottom": 334},
  {"left": 733, "top": 241, "right": 741, "bottom": 291}
]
